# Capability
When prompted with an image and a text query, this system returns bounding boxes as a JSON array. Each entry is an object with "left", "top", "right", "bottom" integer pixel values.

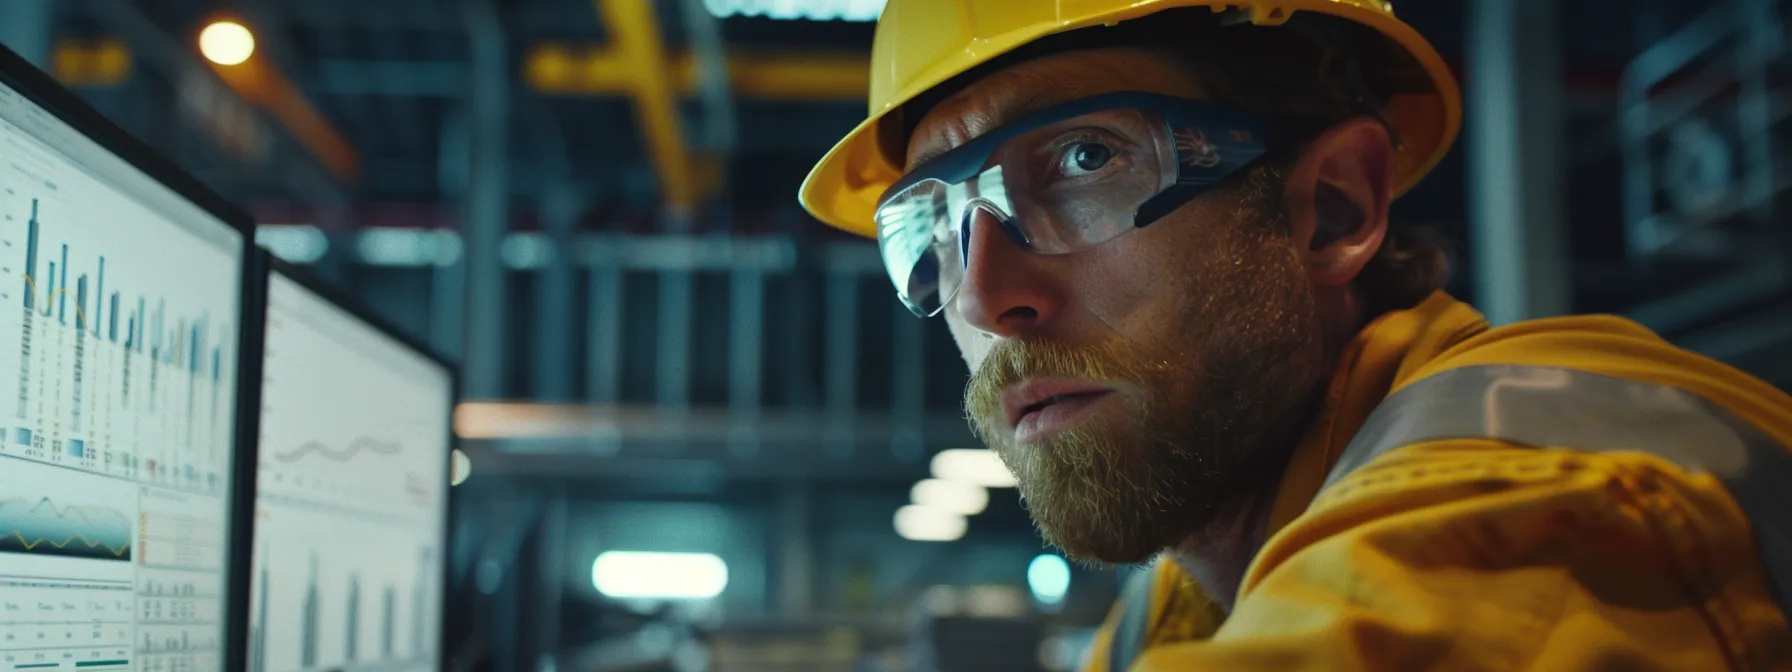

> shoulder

[
  {"left": 1403, "top": 312, "right": 1792, "bottom": 446},
  {"left": 1240, "top": 312, "right": 1792, "bottom": 667}
]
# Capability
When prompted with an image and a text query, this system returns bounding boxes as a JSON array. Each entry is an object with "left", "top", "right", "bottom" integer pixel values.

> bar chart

[
  {"left": 247, "top": 272, "right": 450, "bottom": 672},
  {"left": 0, "top": 196, "right": 233, "bottom": 494},
  {"left": 1, "top": 79, "right": 242, "bottom": 672}
]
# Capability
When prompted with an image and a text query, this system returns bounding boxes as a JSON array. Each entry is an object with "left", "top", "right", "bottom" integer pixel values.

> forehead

[{"left": 904, "top": 47, "right": 1207, "bottom": 169}]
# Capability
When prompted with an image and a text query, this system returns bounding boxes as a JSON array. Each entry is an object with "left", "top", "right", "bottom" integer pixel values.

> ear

[{"left": 1280, "top": 116, "right": 1394, "bottom": 287}]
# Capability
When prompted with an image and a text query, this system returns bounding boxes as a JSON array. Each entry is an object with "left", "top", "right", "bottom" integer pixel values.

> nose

[{"left": 950, "top": 208, "right": 1063, "bottom": 337}]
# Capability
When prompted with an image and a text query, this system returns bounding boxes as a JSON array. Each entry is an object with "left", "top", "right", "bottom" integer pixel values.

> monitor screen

[
  {"left": 0, "top": 74, "right": 245, "bottom": 669},
  {"left": 247, "top": 269, "right": 452, "bottom": 672}
]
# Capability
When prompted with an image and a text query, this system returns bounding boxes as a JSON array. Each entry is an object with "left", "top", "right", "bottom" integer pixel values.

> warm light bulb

[{"left": 199, "top": 21, "right": 255, "bottom": 66}]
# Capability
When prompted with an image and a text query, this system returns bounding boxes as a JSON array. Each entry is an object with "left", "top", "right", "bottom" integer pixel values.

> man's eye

[{"left": 1060, "top": 142, "right": 1114, "bottom": 176}]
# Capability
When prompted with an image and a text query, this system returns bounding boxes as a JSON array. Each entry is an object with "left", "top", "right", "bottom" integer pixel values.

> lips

[{"left": 1002, "top": 379, "right": 1115, "bottom": 439}]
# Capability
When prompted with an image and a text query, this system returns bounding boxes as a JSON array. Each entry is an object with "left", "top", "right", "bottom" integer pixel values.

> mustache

[{"left": 963, "top": 339, "right": 1154, "bottom": 432}]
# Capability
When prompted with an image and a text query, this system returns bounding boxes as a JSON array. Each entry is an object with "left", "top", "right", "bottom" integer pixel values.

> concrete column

[
  {"left": 727, "top": 268, "right": 765, "bottom": 457},
  {"left": 776, "top": 482, "right": 815, "bottom": 618},
  {"left": 891, "top": 300, "right": 924, "bottom": 463},
  {"left": 823, "top": 268, "right": 858, "bottom": 459},
  {"left": 460, "top": 0, "right": 510, "bottom": 398},
  {"left": 532, "top": 184, "right": 581, "bottom": 400},
  {"left": 1466, "top": 0, "right": 1571, "bottom": 325}
]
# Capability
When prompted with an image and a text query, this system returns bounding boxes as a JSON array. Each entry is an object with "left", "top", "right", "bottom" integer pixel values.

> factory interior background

[{"left": 2, "top": 0, "right": 1789, "bottom": 669}]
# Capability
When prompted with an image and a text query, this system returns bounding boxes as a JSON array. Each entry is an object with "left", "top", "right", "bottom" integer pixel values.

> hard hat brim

[{"left": 800, "top": 0, "right": 1462, "bottom": 239}]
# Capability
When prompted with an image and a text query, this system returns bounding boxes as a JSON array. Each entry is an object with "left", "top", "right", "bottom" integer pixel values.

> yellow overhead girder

[
  {"left": 209, "top": 52, "right": 360, "bottom": 183},
  {"left": 540, "top": 6, "right": 870, "bottom": 214},
  {"left": 590, "top": 0, "right": 714, "bottom": 217},
  {"left": 525, "top": 44, "right": 869, "bottom": 101}
]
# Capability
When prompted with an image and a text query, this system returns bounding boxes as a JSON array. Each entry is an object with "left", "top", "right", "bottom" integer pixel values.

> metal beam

[
  {"left": 456, "top": 403, "right": 976, "bottom": 445},
  {"left": 525, "top": 45, "right": 869, "bottom": 101},
  {"left": 49, "top": 39, "right": 132, "bottom": 87},
  {"left": 456, "top": 409, "right": 978, "bottom": 482},
  {"left": 677, "top": 0, "right": 738, "bottom": 154},
  {"left": 311, "top": 59, "right": 464, "bottom": 97},
  {"left": 591, "top": 0, "right": 708, "bottom": 217},
  {"left": 1626, "top": 261, "right": 1790, "bottom": 335},
  {"left": 1466, "top": 0, "right": 1571, "bottom": 324}
]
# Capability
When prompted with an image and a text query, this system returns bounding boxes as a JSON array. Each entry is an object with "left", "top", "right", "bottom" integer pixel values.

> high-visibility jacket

[{"left": 1078, "top": 291, "right": 1792, "bottom": 671}]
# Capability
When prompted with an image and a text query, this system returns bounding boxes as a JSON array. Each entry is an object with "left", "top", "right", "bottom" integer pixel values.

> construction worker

[{"left": 800, "top": 1, "right": 1792, "bottom": 670}]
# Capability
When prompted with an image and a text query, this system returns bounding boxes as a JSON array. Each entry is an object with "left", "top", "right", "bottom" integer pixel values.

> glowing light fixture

[
  {"left": 910, "top": 478, "right": 988, "bottom": 515},
  {"left": 449, "top": 449, "right": 472, "bottom": 486},
  {"left": 254, "top": 225, "right": 328, "bottom": 264},
  {"left": 592, "top": 551, "right": 728, "bottom": 599},
  {"left": 893, "top": 504, "right": 966, "bottom": 542},
  {"left": 1027, "top": 554, "right": 1071, "bottom": 605},
  {"left": 355, "top": 228, "right": 463, "bottom": 267},
  {"left": 702, "top": 0, "right": 885, "bottom": 21},
  {"left": 198, "top": 21, "right": 256, "bottom": 66},
  {"left": 499, "top": 232, "right": 555, "bottom": 270},
  {"left": 929, "top": 448, "right": 1017, "bottom": 488}
]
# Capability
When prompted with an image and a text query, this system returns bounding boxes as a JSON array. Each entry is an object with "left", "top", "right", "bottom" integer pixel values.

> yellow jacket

[{"left": 1078, "top": 292, "right": 1792, "bottom": 671}]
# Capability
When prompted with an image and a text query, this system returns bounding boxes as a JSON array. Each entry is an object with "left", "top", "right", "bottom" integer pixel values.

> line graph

[
  {"left": 250, "top": 271, "right": 452, "bottom": 672},
  {"left": 272, "top": 437, "right": 401, "bottom": 464},
  {"left": 0, "top": 495, "right": 132, "bottom": 561}
]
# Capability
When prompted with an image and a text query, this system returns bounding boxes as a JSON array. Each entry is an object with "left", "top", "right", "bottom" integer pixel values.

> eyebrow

[{"left": 906, "top": 89, "right": 1056, "bottom": 169}]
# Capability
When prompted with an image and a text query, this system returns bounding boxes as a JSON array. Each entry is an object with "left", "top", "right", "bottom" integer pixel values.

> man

[{"left": 801, "top": 1, "right": 1792, "bottom": 670}]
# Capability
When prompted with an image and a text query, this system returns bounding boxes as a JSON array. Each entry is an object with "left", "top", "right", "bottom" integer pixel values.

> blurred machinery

[{"left": 1619, "top": 0, "right": 1792, "bottom": 386}]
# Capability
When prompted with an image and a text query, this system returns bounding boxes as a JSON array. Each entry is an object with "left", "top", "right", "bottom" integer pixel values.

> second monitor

[{"left": 244, "top": 255, "right": 454, "bottom": 672}]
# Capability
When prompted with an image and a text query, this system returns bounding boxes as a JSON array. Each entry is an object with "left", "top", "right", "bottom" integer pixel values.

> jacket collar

[{"left": 1262, "top": 291, "right": 1490, "bottom": 537}]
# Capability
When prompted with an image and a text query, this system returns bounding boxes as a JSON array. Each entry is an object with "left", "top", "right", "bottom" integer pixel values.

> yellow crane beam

[
  {"left": 208, "top": 52, "right": 360, "bottom": 184},
  {"left": 590, "top": 0, "right": 712, "bottom": 217},
  {"left": 525, "top": 44, "right": 869, "bottom": 101}
]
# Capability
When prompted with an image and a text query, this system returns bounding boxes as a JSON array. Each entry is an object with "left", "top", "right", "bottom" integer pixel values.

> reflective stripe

[
  {"left": 1107, "top": 563, "right": 1156, "bottom": 672},
  {"left": 1322, "top": 364, "right": 1792, "bottom": 618}
]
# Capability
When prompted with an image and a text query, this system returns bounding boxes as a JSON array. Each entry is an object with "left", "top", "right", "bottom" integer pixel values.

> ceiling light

[
  {"left": 929, "top": 448, "right": 1017, "bottom": 488},
  {"left": 1027, "top": 554, "right": 1071, "bottom": 605},
  {"left": 702, "top": 0, "right": 885, "bottom": 21},
  {"left": 893, "top": 504, "right": 966, "bottom": 542},
  {"left": 198, "top": 21, "right": 255, "bottom": 66},
  {"left": 910, "top": 478, "right": 987, "bottom": 515},
  {"left": 592, "top": 551, "right": 728, "bottom": 599},
  {"left": 254, "top": 224, "right": 328, "bottom": 264}
]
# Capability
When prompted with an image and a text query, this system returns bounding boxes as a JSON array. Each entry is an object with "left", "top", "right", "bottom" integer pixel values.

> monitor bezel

[
  {"left": 239, "top": 247, "right": 461, "bottom": 670},
  {"left": 0, "top": 43, "right": 260, "bottom": 671}
]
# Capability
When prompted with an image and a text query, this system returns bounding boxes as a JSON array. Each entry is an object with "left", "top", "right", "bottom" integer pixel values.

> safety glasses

[{"left": 875, "top": 91, "right": 1288, "bottom": 317}]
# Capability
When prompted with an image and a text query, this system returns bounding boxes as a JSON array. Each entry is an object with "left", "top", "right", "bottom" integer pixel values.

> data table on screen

[
  {"left": 0, "top": 74, "right": 240, "bottom": 672},
  {"left": 246, "top": 271, "right": 449, "bottom": 672}
]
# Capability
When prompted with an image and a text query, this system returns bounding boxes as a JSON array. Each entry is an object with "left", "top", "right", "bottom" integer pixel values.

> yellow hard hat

[{"left": 800, "top": 0, "right": 1461, "bottom": 239}]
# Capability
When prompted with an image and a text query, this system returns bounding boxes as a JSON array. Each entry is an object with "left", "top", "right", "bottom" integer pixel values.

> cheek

[{"left": 1071, "top": 226, "right": 1198, "bottom": 331}]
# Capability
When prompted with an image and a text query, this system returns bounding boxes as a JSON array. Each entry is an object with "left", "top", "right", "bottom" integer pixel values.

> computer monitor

[
  {"left": 245, "top": 255, "right": 454, "bottom": 672},
  {"left": 0, "top": 47, "right": 252, "bottom": 671}
]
